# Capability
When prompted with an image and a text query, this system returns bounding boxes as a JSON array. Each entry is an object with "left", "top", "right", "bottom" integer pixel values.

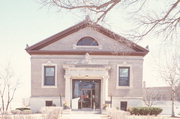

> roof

[{"left": 26, "top": 19, "right": 149, "bottom": 56}]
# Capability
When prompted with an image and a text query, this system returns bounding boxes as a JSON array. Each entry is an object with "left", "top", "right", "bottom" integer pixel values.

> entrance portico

[{"left": 63, "top": 64, "right": 110, "bottom": 110}]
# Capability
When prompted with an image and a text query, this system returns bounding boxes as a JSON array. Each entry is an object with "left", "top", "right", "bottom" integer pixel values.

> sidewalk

[{"left": 61, "top": 113, "right": 109, "bottom": 119}]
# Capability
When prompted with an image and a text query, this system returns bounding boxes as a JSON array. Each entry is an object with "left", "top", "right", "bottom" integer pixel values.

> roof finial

[
  {"left": 26, "top": 44, "right": 29, "bottom": 49},
  {"left": 145, "top": 45, "right": 149, "bottom": 50},
  {"left": 85, "top": 15, "right": 91, "bottom": 21}
]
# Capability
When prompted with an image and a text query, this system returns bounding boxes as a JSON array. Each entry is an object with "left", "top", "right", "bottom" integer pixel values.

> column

[
  {"left": 105, "top": 76, "right": 109, "bottom": 100},
  {"left": 103, "top": 75, "right": 109, "bottom": 101},
  {"left": 104, "top": 66, "right": 111, "bottom": 101},
  {"left": 64, "top": 75, "right": 71, "bottom": 108}
]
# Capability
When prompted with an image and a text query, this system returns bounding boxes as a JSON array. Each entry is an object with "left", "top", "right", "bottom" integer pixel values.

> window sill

[
  {"left": 42, "top": 85, "right": 57, "bottom": 88},
  {"left": 73, "top": 44, "right": 102, "bottom": 49},
  {"left": 116, "top": 86, "right": 132, "bottom": 89}
]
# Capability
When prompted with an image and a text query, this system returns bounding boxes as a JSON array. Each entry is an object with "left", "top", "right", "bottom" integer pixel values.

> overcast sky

[{"left": 0, "top": 0, "right": 179, "bottom": 108}]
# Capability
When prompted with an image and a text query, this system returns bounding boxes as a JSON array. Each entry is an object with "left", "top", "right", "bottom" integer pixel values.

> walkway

[{"left": 61, "top": 113, "right": 109, "bottom": 119}]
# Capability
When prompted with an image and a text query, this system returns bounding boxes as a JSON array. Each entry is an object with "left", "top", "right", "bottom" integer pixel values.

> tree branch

[{"left": 130, "top": 0, "right": 180, "bottom": 40}]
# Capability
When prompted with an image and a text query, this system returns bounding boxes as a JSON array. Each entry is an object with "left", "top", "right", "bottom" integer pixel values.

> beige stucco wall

[
  {"left": 108, "top": 60, "right": 143, "bottom": 97},
  {"left": 41, "top": 27, "right": 136, "bottom": 53},
  {"left": 31, "top": 55, "right": 144, "bottom": 98},
  {"left": 31, "top": 57, "right": 65, "bottom": 97}
]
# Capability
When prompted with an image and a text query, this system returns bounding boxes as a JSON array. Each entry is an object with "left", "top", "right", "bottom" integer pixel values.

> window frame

[
  {"left": 77, "top": 36, "right": 99, "bottom": 46},
  {"left": 119, "top": 67, "right": 130, "bottom": 86},
  {"left": 116, "top": 64, "right": 132, "bottom": 89},
  {"left": 42, "top": 64, "right": 57, "bottom": 88},
  {"left": 73, "top": 36, "right": 102, "bottom": 49}
]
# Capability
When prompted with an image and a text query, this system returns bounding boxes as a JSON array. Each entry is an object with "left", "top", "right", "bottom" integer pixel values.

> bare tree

[
  {"left": 41, "top": 0, "right": 180, "bottom": 41},
  {"left": 0, "top": 64, "right": 19, "bottom": 113},
  {"left": 159, "top": 51, "right": 180, "bottom": 117},
  {"left": 143, "top": 87, "right": 161, "bottom": 107}
]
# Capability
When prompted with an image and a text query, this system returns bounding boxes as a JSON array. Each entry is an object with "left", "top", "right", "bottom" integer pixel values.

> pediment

[{"left": 26, "top": 20, "right": 148, "bottom": 56}]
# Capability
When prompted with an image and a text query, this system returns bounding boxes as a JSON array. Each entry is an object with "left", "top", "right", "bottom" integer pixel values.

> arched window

[{"left": 77, "top": 37, "right": 98, "bottom": 46}]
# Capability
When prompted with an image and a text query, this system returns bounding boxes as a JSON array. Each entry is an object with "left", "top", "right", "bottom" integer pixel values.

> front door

[
  {"left": 72, "top": 80, "right": 101, "bottom": 109},
  {"left": 80, "top": 89, "right": 92, "bottom": 108}
]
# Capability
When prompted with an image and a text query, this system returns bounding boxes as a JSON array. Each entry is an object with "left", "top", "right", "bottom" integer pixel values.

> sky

[{"left": 0, "top": 0, "right": 179, "bottom": 108}]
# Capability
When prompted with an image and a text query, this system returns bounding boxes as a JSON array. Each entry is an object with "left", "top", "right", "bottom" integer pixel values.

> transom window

[
  {"left": 77, "top": 37, "right": 98, "bottom": 46},
  {"left": 119, "top": 67, "right": 130, "bottom": 86},
  {"left": 44, "top": 66, "right": 55, "bottom": 86}
]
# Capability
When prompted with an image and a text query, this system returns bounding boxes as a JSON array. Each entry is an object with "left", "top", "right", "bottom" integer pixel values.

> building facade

[{"left": 26, "top": 19, "right": 148, "bottom": 112}]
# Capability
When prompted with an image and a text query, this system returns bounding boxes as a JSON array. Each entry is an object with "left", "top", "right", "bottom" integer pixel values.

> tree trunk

[
  {"left": 1, "top": 96, "right": 4, "bottom": 112},
  {"left": 5, "top": 101, "right": 10, "bottom": 111},
  {"left": 171, "top": 90, "right": 175, "bottom": 117},
  {"left": 172, "top": 99, "right": 175, "bottom": 117}
]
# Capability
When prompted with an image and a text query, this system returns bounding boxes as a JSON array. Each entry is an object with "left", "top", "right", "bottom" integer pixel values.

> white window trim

[
  {"left": 116, "top": 64, "right": 133, "bottom": 89},
  {"left": 73, "top": 44, "right": 102, "bottom": 49},
  {"left": 42, "top": 63, "right": 57, "bottom": 88}
]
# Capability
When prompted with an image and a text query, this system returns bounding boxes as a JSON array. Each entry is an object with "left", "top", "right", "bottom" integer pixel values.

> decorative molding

[
  {"left": 28, "top": 50, "right": 147, "bottom": 56},
  {"left": 84, "top": 53, "right": 92, "bottom": 64},
  {"left": 103, "top": 75, "right": 109, "bottom": 79},
  {"left": 64, "top": 75, "right": 71, "bottom": 79},
  {"left": 63, "top": 64, "right": 75, "bottom": 69},
  {"left": 105, "top": 66, "right": 111, "bottom": 70},
  {"left": 63, "top": 64, "right": 111, "bottom": 80},
  {"left": 46, "top": 60, "right": 53, "bottom": 65}
]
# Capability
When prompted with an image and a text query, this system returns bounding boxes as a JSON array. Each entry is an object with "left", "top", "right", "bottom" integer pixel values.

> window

[
  {"left": 119, "top": 67, "right": 130, "bottom": 86},
  {"left": 45, "top": 101, "right": 53, "bottom": 106},
  {"left": 44, "top": 66, "right": 55, "bottom": 86},
  {"left": 77, "top": 37, "right": 98, "bottom": 46},
  {"left": 120, "top": 101, "right": 127, "bottom": 111}
]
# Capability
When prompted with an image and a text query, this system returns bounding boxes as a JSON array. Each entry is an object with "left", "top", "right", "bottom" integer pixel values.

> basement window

[{"left": 45, "top": 101, "right": 53, "bottom": 106}]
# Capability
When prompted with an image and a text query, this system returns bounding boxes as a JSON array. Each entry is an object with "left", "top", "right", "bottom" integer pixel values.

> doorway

[{"left": 72, "top": 80, "right": 101, "bottom": 109}]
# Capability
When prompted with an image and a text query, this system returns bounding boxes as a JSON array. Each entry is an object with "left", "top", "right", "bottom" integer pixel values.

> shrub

[
  {"left": 128, "top": 107, "right": 139, "bottom": 115},
  {"left": 128, "top": 107, "right": 162, "bottom": 116},
  {"left": 139, "top": 107, "right": 149, "bottom": 115},
  {"left": 149, "top": 107, "right": 163, "bottom": 116},
  {"left": 15, "top": 107, "right": 30, "bottom": 111}
]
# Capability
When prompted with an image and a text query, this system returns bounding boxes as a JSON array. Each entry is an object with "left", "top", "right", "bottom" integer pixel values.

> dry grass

[{"left": 0, "top": 107, "right": 63, "bottom": 119}]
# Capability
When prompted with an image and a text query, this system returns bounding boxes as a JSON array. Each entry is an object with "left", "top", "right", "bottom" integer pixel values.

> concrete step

[
  {"left": 71, "top": 109, "right": 101, "bottom": 114},
  {"left": 61, "top": 113, "right": 108, "bottom": 119}
]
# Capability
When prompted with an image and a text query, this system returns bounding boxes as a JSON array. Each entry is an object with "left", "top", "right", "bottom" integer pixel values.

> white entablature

[{"left": 63, "top": 64, "right": 111, "bottom": 79}]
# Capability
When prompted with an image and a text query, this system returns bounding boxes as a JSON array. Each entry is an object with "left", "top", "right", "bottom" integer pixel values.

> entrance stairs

[{"left": 71, "top": 109, "right": 101, "bottom": 114}]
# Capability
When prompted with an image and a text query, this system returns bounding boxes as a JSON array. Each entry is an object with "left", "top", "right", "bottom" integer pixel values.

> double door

[{"left": 72, "top": 80, "right": 101, "bottom": 109}]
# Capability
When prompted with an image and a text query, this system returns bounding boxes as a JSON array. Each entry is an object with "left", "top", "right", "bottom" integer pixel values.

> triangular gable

[{"left": 26, "top": 20, "right": 148, "bottom": 56}]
